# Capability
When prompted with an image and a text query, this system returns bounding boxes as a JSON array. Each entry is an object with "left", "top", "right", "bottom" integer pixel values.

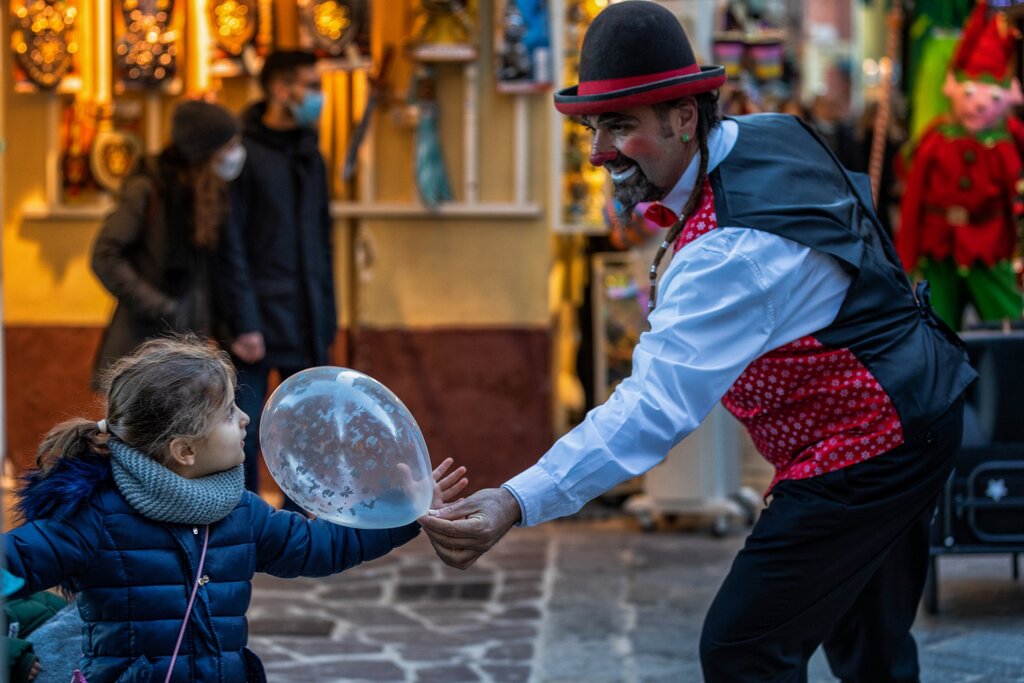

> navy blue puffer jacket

[{"left": 4, "top": 454, "right": 419, "bottom": 682}]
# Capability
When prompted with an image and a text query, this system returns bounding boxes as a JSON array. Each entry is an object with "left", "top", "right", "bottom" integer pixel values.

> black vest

[{"left": 710, "top": 114, "right": 975, "bottom": 436}]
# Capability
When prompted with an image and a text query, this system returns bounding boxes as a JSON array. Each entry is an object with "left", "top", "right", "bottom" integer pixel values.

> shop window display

[
  {"left": 13, "top": 0, "right": 546, "bottom": 219},
  {"left": 10, "top": 0, "right": 81, "bottom": 92},
  {"left": 298, "top": 0, "right": 369, "bottom": 59},
  {"left": 495, "top": 0, "right": 551, "bottom": 94},
  {"left": 113, "top": 0, "right": 180, "bottom": 93},
  {"left": 207, "top": 0, "right": 270, "bottom": 77}
]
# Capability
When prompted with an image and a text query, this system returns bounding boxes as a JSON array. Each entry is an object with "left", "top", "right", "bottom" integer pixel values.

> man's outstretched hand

[{"left": 418, "top": 487, "right": 523, "bottom": 570}]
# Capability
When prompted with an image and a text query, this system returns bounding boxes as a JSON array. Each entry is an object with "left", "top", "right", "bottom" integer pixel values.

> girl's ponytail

[{"left": 35, "top": 418, "right": 110, "bottom": 475}]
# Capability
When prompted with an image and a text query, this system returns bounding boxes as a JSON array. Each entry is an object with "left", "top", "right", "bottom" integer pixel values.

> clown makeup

[{"left": 580, "top": 105, "right": 691, "bottom": 215}]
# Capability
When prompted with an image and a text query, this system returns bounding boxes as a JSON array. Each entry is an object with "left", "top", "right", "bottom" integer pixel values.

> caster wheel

[{"left": 711, "top": 515, "right": 731, "bottom": 538}]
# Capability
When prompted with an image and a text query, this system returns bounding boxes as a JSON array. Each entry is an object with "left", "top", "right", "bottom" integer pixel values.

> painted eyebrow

[
  {"left": 596, "top": 113, "right": 637, "bottom": 126},
  {"left": 577, "top": 113, "right": 638, "bottom": 129}
]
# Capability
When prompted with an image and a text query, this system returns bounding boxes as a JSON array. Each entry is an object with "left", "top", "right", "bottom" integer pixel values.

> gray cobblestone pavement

[{"left": 248, "top": 514, "right": 1024, "bottom": 682}]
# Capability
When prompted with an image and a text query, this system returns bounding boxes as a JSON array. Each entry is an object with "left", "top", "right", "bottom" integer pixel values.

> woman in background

[{"left": 91, "top": 99, "right": 245, "bottom": 386}]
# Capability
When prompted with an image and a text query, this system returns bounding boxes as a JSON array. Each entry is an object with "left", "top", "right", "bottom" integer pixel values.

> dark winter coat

[
  {"left": 91, "top": 151, "right": 214, "bottom": 386},
  {"left": 4, "top": 454, "right": 419, "bottom": 682},
  {"left": 214, "top": 102, "right": 337, "bottom": 368}
]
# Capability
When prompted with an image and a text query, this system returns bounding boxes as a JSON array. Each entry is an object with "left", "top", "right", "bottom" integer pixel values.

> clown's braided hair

[{"left": 647, "top": 91, "right": 722, "bottom": 312}]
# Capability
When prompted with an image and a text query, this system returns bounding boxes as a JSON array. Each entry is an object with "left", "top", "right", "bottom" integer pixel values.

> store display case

[{"left": 16, "top": 0, "right": 550, "bottom": 223}]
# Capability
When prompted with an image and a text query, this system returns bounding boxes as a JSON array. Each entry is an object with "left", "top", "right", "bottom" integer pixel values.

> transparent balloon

[{"left": 259, "top": 367, "right": 433, "bottom": 529}]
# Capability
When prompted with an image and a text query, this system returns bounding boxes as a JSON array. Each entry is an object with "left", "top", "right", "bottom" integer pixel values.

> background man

[{"left": 215, "top": 50, "right": 337, "bottom": 507}]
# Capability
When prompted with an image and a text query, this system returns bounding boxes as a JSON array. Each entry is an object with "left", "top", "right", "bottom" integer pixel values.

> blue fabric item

[
  {"left": 2, "top": 568, "right": 24, "bottom": 596},
  {"left": 15, "top": 454, "right": 111, "bottom": 523},
  {"left": 4, "top": 453, "right": 420, "bottom": 682},
  {"left": 27, "top": 603, "right": 82, "bottom": 683},
  {"left": 289, "top": 91, "right": 324, "bottom": 128},
  {"left": 415, "top": 102, "right": 453, "bottom": 207}
]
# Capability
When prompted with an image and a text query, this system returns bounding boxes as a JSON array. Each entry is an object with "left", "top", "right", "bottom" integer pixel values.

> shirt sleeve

[{"left": 503, "top": 227, "right": 852, "bottom": 526}]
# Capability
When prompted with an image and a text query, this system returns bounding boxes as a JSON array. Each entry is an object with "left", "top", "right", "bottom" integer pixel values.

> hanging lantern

[
  {"left": 11, "top": 0, "right": 78, "bottom": 90},
  {"left": 297, "top": 0, "right": 368, "bottom": 58},
  {"left": 115, "top": 0, "right": 177, "bottom": 89},
  {"left": 207, "top": 0, "right": 258, "bottom": 57}
]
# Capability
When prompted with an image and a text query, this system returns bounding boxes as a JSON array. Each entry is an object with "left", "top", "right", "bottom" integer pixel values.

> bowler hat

[{"left": 554, "top": 1, "right": 726, "bottom": 116}]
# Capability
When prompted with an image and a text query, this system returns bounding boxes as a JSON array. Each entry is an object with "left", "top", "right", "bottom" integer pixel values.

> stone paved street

[{"left": 247, "top": 512, "right": 1024, "bottom": 683}]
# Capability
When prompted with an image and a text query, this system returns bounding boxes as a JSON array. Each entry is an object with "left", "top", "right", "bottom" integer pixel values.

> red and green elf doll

[{"left": 898, "top": 0, "right": 1024, "bottom": 329}]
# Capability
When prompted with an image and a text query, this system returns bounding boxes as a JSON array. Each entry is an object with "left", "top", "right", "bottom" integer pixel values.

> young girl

[{"left": 3, "top": 336, "right": 467, "bottom": 683}]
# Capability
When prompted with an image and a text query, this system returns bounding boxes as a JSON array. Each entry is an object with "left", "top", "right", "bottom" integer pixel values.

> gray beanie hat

[{"left": 171, "top": 100, "right": 240, "bottom": 164}]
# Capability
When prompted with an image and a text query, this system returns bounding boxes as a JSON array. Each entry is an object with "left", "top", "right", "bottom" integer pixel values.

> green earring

[{"left": 681, "top": 132, "right": 691, "bottom": 143}]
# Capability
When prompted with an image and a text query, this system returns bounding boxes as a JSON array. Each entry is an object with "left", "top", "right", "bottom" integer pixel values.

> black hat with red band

[{"left": 554, "top": 1, "right": 726, "bottom": 116}]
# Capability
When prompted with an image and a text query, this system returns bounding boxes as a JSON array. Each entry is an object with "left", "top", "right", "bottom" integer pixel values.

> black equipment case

[{"left": 924, "top": 328, "right": 1024, "bottom": 614}]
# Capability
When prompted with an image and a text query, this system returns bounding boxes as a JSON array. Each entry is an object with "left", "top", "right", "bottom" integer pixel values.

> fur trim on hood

[{"left": 15, "top": 453, "right": 112, "bottom": 524}]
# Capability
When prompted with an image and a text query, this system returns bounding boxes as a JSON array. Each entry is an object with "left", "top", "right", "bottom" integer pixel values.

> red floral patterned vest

[{"left": 673, "top": 180, "right": 905, "bottom": 491}]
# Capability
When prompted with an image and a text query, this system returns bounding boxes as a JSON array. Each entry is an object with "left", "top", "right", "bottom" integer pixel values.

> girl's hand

[{"left": 431, "top": 457, "right": 468, "bottom": 509}]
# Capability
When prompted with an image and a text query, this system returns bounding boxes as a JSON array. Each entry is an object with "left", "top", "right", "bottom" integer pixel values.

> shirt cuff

[{"left": 503, "top": 465, "right": 564, "bottom": 527}]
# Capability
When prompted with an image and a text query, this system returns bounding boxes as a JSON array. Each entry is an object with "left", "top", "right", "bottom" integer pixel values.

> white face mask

[{"left": 213, "top": 144, "right": 246, "bottom": 181}]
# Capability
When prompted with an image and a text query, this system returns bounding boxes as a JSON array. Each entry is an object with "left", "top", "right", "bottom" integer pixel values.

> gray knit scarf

[{"left": 109, "top": 439, "right": 244, "bottom": 524}]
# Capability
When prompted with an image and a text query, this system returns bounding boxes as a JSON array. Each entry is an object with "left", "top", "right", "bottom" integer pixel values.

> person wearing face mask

[
  {"left": 91, "top": 99, "right": 243, "bottom": 388},
  {"left": 213, "top": 50, "right": 336, "bottom": 507}
]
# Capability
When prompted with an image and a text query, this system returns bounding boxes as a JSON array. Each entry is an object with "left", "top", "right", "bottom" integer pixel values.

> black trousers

[
  {"left": 700, "top": 397, "right": 963, "bottom": 683},
  {"left": 235, "top": 361, "right": 305, "bottom": 512}
]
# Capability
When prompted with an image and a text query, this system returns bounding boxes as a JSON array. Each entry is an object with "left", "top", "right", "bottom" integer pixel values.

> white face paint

[{"left": 213, "top": 144, "right": 247, "bottom": 181}]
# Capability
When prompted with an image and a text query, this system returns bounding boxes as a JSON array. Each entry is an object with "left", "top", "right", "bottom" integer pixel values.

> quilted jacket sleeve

[
  {"left": 248, "top": 493, "right": 420, "bottom": 578},
  {"left": 3, "top": 505, "right": 104, "bottom": 596}
]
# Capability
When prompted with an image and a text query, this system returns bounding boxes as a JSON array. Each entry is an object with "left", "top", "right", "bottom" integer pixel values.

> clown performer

[
  {"left": 420, "top": 3, "right": 975, "bottom": 681},
  {"left": 898, "top": 1, "right": 1024, "bottom": 329}
]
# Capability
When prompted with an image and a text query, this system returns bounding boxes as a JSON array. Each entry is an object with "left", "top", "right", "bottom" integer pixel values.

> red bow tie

[{"left": 643, "top": 202, "right": 679, "bottom": 228}]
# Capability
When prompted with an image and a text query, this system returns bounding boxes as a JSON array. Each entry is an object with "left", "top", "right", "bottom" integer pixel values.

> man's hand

[
  {"left": 418, "top": 488, "right": 522, "bottom": 570},
  {"left": 231, "top": 331, "right": 266, "bottom": 364}
]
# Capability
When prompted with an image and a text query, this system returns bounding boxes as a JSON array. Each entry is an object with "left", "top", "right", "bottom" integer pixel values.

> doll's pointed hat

[
  {"left": 554, "top": 1, "right": 726, "bottom": 116},
  {"left": 951, "top": 1, "right": 1019, "bottom": 85}
]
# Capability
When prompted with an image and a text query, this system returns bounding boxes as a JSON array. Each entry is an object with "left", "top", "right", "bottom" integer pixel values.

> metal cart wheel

[
  {"left": 711, "top": 515, "right": 731, "bottom": 538},
  {"left": 637, "top": 513, "right": 658, "bottom": 533}
]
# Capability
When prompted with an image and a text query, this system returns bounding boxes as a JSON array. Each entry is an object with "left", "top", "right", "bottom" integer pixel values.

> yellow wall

[
  {"left": 4, "top": 92, "right": 111, "bottom": 324},
  {"left": 2, "top": 0, "right": 552, "bottom": 330}
]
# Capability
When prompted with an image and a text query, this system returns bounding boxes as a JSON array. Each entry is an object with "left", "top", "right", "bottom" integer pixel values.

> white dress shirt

[{"left": 504, "top": 120, "right": 854, "bottom": 526}]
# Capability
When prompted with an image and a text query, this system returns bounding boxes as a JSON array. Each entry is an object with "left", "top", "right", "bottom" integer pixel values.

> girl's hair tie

[{"left": 97, "top": 419, "right": 108, "bottom": 434}]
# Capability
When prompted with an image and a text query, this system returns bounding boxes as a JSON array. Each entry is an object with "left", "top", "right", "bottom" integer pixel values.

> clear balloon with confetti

[{"left": 260, "top": 367, "right": 433, "bottom": 528}]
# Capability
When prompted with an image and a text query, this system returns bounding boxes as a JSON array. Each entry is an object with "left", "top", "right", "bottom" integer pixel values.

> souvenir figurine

[
  {"left": 898, "top": 1, "right": 1024, "bottom": 328},
  {"left": 495, "top": 0, "right": 550, "bottom": 92},
  {"left": 409, "top": 65, "right": 453, "bottom": 207},
  {"left": 61, "top": 99, "right": 97, "bottom": 198},
  {"left": 90, "top": 102, "right": 143, "bottom": 193}
]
